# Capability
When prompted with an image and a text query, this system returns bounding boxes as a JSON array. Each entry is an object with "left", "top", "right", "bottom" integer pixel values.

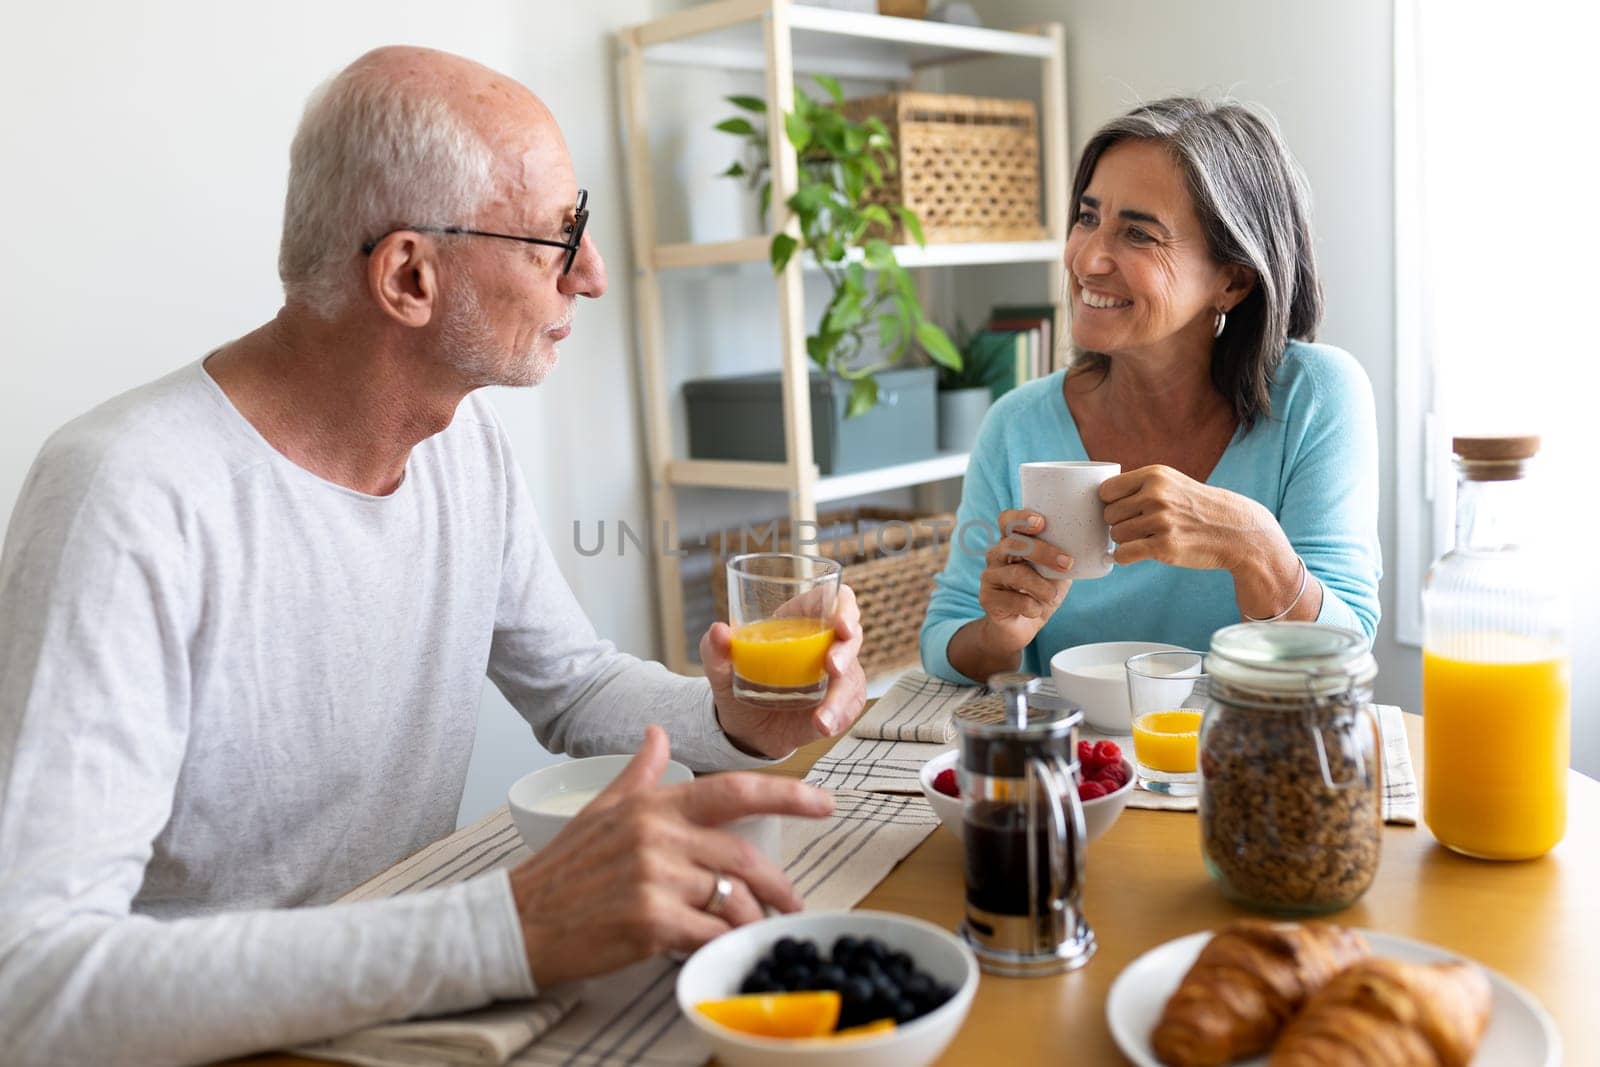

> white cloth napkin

[{"left": 291, "top": 999, "right": 579, "bottom": 1067}]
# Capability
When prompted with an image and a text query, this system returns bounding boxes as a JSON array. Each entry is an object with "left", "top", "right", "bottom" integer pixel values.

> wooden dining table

[{"left": 239, "top": 713, "right": 1597, "bottom": 1066}]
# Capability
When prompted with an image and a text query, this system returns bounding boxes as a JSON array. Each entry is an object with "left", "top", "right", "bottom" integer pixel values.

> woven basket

[
  {"left": 707, "top": 507, "right": 955, "bottom": 680},
  {"left": 841, "top": 92, "right": 1046, "bottom": 244}
]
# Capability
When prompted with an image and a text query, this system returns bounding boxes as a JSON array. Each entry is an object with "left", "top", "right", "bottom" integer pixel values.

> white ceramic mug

[{"left": 1018, "top": 461, "right": 1121, "bottom": 580}]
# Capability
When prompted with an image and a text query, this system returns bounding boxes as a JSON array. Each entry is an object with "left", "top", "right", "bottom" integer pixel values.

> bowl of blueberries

[{"left": 676, "top": 909, "right": 978, "bottom": 1066}]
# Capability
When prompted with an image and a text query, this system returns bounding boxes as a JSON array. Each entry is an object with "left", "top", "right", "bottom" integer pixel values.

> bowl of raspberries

[{"left": 919, "top": 740, "right": 1136, "bottom": 845}]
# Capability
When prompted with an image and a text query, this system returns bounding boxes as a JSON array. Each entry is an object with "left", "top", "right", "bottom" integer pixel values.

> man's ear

[
  {"left": 366, "top": 234, "right": 439, "bottom": 328},
  {"left": 1222, "top": 263, "right": 1258, "bottom": 310}
]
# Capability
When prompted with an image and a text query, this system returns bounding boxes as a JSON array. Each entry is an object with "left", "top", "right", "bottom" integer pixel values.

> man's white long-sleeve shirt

[{"left": 0, "top": 360, "right": 766, "bottom": 1065}]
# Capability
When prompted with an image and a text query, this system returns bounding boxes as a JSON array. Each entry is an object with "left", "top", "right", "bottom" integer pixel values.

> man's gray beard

[{"left": 437, "top": 276, "right": 553, "bottom": 389}]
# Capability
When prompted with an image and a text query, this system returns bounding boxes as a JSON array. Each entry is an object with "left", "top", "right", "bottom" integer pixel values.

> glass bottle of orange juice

[{"left": 1422, "top": 435, "right": 1570, "bottom": 859}]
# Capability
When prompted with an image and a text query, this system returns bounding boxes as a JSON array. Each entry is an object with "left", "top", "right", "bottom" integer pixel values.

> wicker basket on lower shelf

[{"left": 706, "top": 507, "right": 955, "bottom": 680}]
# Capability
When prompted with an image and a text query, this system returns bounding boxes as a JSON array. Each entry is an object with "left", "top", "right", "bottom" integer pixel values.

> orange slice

[
  {"left": 821, "top": 1018, "right": 897, "bottom": 1041},
  {"left": 696, "top": 991, "right": 842, "bottom": 1038}
]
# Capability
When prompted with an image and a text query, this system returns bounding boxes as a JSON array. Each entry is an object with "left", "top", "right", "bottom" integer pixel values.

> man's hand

[
  {"left": 701, "top": 584, "right": 867, "bottom": 758},
  {"left": 508, "top": 726, "right": 832, "bottom": 989}
]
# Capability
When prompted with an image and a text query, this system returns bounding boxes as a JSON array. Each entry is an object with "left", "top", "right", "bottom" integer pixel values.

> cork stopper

[
  {"left": 1452, "top": 435, "right": 1540, "bottom": 461},
  {"left": 1452, "top": 435, "right": 1539, "bottom": 481}
]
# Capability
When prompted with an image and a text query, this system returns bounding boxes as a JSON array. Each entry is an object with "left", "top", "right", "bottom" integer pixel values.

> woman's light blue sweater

[{"left": 919, "top": 341, "right": 1382, "bottom": 683}]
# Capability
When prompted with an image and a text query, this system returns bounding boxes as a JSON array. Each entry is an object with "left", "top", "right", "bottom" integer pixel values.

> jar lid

[
  {"left": 1452, "top": 434, "right": 1540, "bottom": 461},
  {"left": 1206, "top": 622, "right": 1376, "bottom": 700},
  {"left": 1452, "top": 435, "right": 1539, "bottom": 481}
]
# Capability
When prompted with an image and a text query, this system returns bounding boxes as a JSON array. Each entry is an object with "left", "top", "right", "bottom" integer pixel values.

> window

[{"left": 1393, "top": 0, "right": 1600, "bottom": 646}]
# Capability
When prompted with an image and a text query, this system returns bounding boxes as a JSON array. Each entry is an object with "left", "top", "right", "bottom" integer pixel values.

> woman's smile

[{"left": 1080, "top": 285, "right": 1133, "bottom": 310}]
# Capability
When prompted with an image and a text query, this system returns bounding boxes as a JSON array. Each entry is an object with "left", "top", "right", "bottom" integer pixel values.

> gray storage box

[{"left": 684, "top": 366, "right": 937, "bottom": 476}]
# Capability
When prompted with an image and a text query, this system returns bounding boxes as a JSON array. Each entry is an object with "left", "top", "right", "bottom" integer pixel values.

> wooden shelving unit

[{"left": 617, "top": 0, "right": 1069, "bottom": 672}]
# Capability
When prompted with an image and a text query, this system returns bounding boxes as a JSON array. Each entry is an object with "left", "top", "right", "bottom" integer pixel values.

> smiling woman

[
  {"left": 920, "top": 96, "right": 1382, "bottom": 686},
  {"left": 1066, "top": 100, "right": 1322, "bottom": 434}
]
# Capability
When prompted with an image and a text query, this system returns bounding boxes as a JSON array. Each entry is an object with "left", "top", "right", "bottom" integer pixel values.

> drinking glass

[
  {"left": 725, "top": 553, "right": 841, "bottom": 708},
  {"left": 1125, "top": 650, "right": 1207, "bottom": 796}
]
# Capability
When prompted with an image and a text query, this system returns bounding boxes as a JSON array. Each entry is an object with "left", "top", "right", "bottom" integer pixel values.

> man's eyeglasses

[{"left": 359, "top": 189, "right": 589, "bottom": 275}]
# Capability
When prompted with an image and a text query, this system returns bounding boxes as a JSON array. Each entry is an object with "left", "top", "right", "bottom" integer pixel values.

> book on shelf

[
  {"left": 958, "top": 302, "right": 1062, "bottom": 402},
  {"left": 990, "top": 319, "right": 1044, "bottom": 381},
  {"left": 992, "top": 303, "right": 1059, "bottom": 338},
  {"left": 988, "top": 303, "right": 1056, "bottom": 379}
]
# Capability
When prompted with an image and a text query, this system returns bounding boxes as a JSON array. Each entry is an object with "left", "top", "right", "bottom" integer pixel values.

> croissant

[
  {"left": 1151, "top": 920, "right": 1371, "bottom": 1066},
  {"left": 1268, "top": 958, "right": 1492, "bottom": 1067}
]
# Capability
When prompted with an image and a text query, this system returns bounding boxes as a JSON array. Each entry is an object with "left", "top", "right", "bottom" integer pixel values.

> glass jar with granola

[{"left": 1198, "top": 623, "right": 1381, "bottom": 914}]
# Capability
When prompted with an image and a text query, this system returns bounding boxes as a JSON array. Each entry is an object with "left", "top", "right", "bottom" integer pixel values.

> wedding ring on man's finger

[{"left": 703, "top": 872, "right": 735, "bottom": 916}]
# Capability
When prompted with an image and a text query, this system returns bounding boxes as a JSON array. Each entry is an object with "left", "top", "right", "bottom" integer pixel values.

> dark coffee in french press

[{"left": 958, "top": 673, "right": 1096, "bottom": 976}]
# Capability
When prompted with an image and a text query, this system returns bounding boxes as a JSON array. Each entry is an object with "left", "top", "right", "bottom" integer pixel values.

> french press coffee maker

[{"left": 959, "top": 673, "right": 1096, "bottom": 976}]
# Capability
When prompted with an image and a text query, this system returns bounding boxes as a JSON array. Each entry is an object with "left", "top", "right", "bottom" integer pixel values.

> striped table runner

[
  {"left": 848, "top": 671, "right": 971, "bottom": 743},
  {"left": 819, "top": 669, "right": 1419, "bottom": 824},
  {"left": 292, "top": 790, "right": 939, "bottom": 1067}
]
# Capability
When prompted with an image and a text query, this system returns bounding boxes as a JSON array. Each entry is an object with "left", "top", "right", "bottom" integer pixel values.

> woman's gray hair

[
  {"left": 1070, "top": 96, "right": 1322, "bottom": 430},
  {"left": 277, "top": 68, "right": 495, "bottom": 319}
]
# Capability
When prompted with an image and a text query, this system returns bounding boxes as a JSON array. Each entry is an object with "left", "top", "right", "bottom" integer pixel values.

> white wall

[
  {"left": 0, "top": 0, "right": 676, "bottom": 828},
  {"left": 959, "top": 0, "right": 1420, "bottom": 716}
]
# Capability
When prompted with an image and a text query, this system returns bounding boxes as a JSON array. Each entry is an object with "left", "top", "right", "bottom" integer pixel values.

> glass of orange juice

[
  {"left": 1423, "top": 638, "right": 1570, "bottom": 859},
  {"left": 726, "top": 553, "right": 841, "bottom": 708},
  {"left": 1125, "top": 650, "right": 1206, "bottom": 796}
]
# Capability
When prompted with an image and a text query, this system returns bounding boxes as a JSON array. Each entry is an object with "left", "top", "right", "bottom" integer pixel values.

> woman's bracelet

[{"left": 1243, "top": 555, "right": 1310, "bottom": 623}]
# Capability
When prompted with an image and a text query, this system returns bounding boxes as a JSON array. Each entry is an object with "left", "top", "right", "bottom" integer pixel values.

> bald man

[{"left": 0, "top": 47, "right": 868, "bottom": 1064}]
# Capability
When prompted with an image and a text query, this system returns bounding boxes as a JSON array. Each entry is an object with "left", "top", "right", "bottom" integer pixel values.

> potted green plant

[
  {"left": 715, "top": 76, "right": 961, "bottom": 418},
  {"left": 936, "top": 320, "right": 1007, "bottom": 452}
]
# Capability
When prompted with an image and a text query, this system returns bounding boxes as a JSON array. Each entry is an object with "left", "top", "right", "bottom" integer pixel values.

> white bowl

[
  {"left": 507, "top": 755, "right": 693, "bottom": 853},
  {"left": 918, "top": 749, "right": 1135, "bottom": 845},
  {"left": 677, "top": 910, "right": 978, "bottom": 1067},
  {"left": 1049, "top": 641, "right": 1190, "bottom": 733},
  {"left": 915, "top": 753, "right": 963, "bottom": 838}
]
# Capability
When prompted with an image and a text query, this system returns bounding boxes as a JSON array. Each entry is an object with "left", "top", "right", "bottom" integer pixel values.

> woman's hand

[
  {"left": 1098, "top": 465, "right": 1272, "bottom": 572},
  {"left": 945, "top": 509, "right": 1073, "bottom": 682},
  {"left": 975, "top": 508, "right": 1075, "bottom": 657},
  {"left": 1100, "top": 465, "right": 1322, "bottom": 621}
]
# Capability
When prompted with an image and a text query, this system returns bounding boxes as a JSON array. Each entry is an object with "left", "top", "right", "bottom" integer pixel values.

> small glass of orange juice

[
  {"left": 726, "top": 553, "right": 842, "bottom": 708},
  {"left": 1125, "top": 650, "right": 1207, "bottom": 796}
]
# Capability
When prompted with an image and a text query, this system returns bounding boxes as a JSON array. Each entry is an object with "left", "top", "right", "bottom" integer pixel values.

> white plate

[{"left": 1106, "top": 929, "right": 1561, "bottom": 1067}]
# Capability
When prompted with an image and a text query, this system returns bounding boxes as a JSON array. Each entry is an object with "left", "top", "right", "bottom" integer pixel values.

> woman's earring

[{"left": 1213, "top": 308, "right": 1227, "bottom": 338}]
